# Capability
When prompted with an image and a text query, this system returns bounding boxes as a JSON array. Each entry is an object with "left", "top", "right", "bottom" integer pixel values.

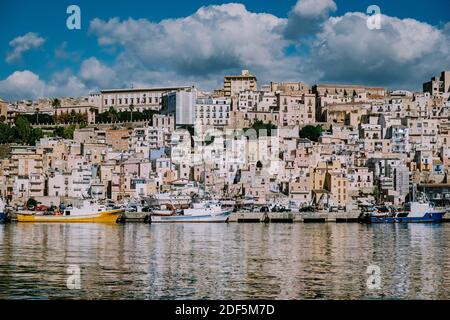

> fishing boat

[
  {"left": 150, "top": 200, "right": 231, "bottom": 223},
  {"left": 150, "top": 193, "right": 192, "bottom": 207},
  {"left": 0, "top": 198, "right": 9, "bottom": 223},
  {"left": 359, "top": 192, "right": 447, "bottom": 223},
  {"left": 150, "top": 203, "right": 176, "bottom": 216},
  {"left": 17, "top": 200, "right": 125, "bottom": 223}
]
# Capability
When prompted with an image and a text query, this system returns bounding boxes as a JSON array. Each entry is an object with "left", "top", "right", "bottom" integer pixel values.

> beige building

[
  {"left": 270, "top": 81, "right": 309, "bottom": 94},
  {"left": 106, "top": 129, "right": 132, "bottom": 151},
  {"left": 224, "top": 70, "right": 257, "bottom": 98},
  {"left": 277, "top": 93, "right": 316, "bottom": 126},
  {"left": 91, "top": 86, "right": 194, "bottom": 113}
]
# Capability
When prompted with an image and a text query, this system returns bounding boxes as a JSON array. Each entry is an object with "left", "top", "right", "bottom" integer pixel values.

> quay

[{"left": 120, "top": 211, "right": 363, "bottom": 223}]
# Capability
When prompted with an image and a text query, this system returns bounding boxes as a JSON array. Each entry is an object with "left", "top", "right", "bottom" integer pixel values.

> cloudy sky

[{"left": 0, "top": 0, "right": 449, "bottom": 101}]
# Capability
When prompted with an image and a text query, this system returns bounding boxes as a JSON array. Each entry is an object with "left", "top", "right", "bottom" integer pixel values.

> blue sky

[{"left": 0, "top": 0, "right": 449, "bottom": 100}]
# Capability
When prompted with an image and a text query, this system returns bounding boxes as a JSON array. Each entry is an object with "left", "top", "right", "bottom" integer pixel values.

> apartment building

[
  {"left": 223, "top": 70, "right": 257, "bottom": 98},
  {"left": 195, "top": 97, "right": 231, "bottom": 127}
]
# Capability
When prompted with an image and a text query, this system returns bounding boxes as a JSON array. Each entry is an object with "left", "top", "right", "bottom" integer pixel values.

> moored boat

[
  {"left": 359, "top": 199, "right": 447, "bottom": 224},
  {"left": 0, "top": 198, "right": 9, "bottom": 223},
  {"left": 17, "top": 200, "right": 125, "bottom": 223},
  {"left": 150, "top": 201, "right": 231, "bottom": 223}
]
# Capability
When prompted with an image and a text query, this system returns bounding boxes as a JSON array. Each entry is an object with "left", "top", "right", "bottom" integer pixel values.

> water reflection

[{"left": 0, "top": 223, "right": 449, "bottom": 299}]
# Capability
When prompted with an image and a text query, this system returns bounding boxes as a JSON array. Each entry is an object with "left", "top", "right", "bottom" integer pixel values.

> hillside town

[{"left": 1, "top": 69, "right": 450, "bottom": 212}]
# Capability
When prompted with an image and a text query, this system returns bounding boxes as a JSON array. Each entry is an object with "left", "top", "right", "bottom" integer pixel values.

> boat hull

[
  {"left": 364, "top": 211, "right": 446, "bottom": 223},
  {"left": 0, "top": 212, "right": 9, "bottom": 223},
  {"left": 151, "top": 211, "right": 231, "bottom": 223},
  {"left": 17, "top": 209, "right": 124, "bottom": 223}
]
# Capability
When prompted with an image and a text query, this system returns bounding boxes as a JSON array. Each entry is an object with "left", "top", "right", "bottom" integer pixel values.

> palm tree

[
  {"left": 108, "top": 107, "right": 118, "bottom": 123},
  {"left": 35, "top": 108, "right": 40, "bottom": 124},
  {"left": 51, "top": 98, "right": 61, "bottom": 107},
  {"left": 129, "top": 104, "right": 135, "bottom": 122}
]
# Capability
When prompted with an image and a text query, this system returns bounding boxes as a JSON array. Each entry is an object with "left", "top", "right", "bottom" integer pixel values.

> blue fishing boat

[
  {"left": 359, "top": 191, "right": 447, "bottom": 223},
  {"left": 361, "top": 202, "right": 446, "bottom": 223}
]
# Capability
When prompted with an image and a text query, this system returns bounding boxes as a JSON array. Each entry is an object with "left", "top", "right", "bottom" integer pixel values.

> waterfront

[{"left": 1, "top": 223, "right": 450, "bottom": 299}]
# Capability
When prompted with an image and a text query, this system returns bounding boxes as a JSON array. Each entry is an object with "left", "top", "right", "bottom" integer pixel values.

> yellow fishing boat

[{"left": 17, "top": 201, "right": 124, "bottom": 223}]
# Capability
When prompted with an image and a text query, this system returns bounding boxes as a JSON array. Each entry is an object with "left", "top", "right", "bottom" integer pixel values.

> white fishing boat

[
  {"left": 151, "top": 203, "right": 176, "bottom": 216},
  {"left": 150, "top": 200, "right": 231, "bottom": 223},
  {"left": 152, "top": 193, "right": 191, "bottom": 207}
]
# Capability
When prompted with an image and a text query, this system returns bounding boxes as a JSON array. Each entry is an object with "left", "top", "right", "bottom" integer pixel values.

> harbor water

[{"left": 1, "top": 222, "right": 450, "bottom": 299}]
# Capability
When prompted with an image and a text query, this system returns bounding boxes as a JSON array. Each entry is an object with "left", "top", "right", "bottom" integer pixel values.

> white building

[
  {"left": 195, "top": 97, "right": 231, "bottom": 127},
  {"left": 89, "top": 86, "right": 194, "bottom": 113},
  {"left": 162, "top": 88, "right": 197, "bottom": 125}
]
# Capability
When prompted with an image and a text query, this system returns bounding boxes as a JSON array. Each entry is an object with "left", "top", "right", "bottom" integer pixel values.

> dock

[
  {"left": 228, "top": 211, "right": 361, "bottom": 223},
  {"left": 117, "top": 211, "right": 361, "bottom": 223}
]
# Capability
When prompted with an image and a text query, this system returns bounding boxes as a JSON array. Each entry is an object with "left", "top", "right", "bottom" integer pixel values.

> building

[
  {"left": 195, "top": 97, "right": 231, "bottom": 127},
  {"left": 270, "top": 81, "right": 309, "bottom": 94},
  {"left": 278, "top": 93, "right": 316, "bottom": 126},
  {"left": 161, "top": 88, "right": 197, "bottom": 126},
  {"left": 423, "top": 71, "right": 450, "bottom": 96},
  {"left": 223, "top": 70, "right": 257, "bottom": 98},
  {"left": 90, "top": 86, "right": 194, "bottom": 113}
]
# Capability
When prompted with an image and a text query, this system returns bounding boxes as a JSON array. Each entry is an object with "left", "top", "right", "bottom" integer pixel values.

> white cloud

[
  {"left": 79, "top": 57, "right": 116, "bottom": 89},
  {"left": 307, "top": 12, "right": 450, "bottom": 89},
  {"left": 6, "top": 32, "right": 46, "bottom": 64},
  {"left": 293, "top": 0, "right": 336, "bottom": 17},
  {"left": 284, "top": 0, "right": 337, "bottom": 39},
  {"left": 0, "top": 71, "right": 46, "bottom": 100},
  {"left": 88, "top": 3, "right": 303, "bottom": 89},
  {"left": 0, "top": 69, "right": 88, "bottom": 101}
]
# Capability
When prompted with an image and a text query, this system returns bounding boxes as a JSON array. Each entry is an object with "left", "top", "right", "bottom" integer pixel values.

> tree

[
  {"left": 35, "top": 108, "right": 40, "bottom": 124},
  {"left": 129, "top": 104, "right": 135, "bottom": 122},
  {"left": 0, "top": 115, "right": 6, "bottom": 124},
  {"left": 108, "top": 107, "right": 118, "bottom": 123},
  {"left": 248, "top": 120, "right": 277, "bottom": 137},
  {"left": 15, "top": 117, "right": 32, "bottom": 144},
  {"left": 51, "top": 98, "right": 61, "bottom": 108},
  {"left": 54, "top": 125, "right": 76, "bottom": 139},
  {"left": 0, "top": 123, "right": 15, "bottom": 144},
  {"left": 299, "top": 125, "right": 323, "bottom": 142}
]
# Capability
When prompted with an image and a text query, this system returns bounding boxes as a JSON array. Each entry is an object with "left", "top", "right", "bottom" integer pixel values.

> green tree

[
  {"left": 0, "top": 123, "right": 14, "bottom": 144},
  {"left": 14, "top": 117, "right": 32, "bottom": 144},
  {"left": 129, "top": 104, "right": 135, "bottom": 122},
  {"left": 299, "top": 125, "right": 323, "bottom": 142},
  {"left": 244, "top": 120, "right": 277, "bottom": 138},
  {"left": 35, "top": 108, "right": 40, "bottom": 124}
]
